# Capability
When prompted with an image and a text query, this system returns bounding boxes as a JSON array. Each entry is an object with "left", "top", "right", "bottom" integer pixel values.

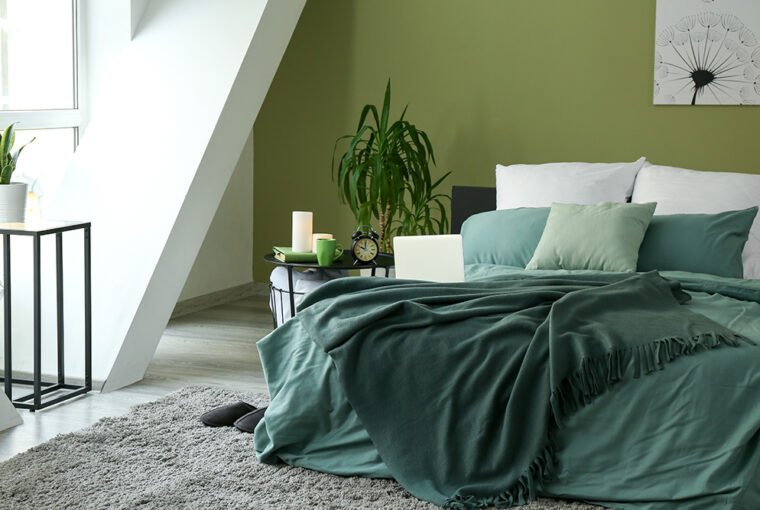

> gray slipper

[
  {"left": 233, "top": 407, "right": 267, "bottom": 433},
  {"left": 200, "top": 402, "right": 256, "bottom": 427}
]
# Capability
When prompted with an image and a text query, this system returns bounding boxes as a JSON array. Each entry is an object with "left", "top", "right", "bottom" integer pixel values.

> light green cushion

[
  {"left": 526, "top": 202, "right": 656, "bottom": 272},
  {"left": 637, "top": 207, "right": 758, "bottom": 278},
  {"left": 461, "top": 208, "right": 550, "bottom": 267}
]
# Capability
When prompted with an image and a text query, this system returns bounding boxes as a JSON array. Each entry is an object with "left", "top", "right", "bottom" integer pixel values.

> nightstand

[
  {"left": 0, "top": 220, "right": 92, "bottom": 411},
  {"left": 262, "top": 252, "right": 394, "bottom": 327}
]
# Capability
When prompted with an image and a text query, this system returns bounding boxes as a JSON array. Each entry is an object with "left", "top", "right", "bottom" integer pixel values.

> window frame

[{"left": 0, "top": 0, "right": 82, "bottom": 148}]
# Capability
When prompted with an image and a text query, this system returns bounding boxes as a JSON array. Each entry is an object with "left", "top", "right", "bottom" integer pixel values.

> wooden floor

[{"left": 0, "top": 295, "right": 273, "bottom": 462}]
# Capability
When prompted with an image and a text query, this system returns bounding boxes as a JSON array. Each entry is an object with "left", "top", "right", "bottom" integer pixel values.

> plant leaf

[
  {"left": 0, "top": 123, "right": 17, "bottom": 169},
  {"left": 0, "top": 165, "right": 13, "bottom": 185},
  {"left": 11, "top": 137, "right": 35, "bottom": 167},
  {"left": 380, "top": 79, "right": 391, "bottom": 134}
]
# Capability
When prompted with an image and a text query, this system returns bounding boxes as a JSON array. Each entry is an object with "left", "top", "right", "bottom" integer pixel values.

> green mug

[{"left": 316, "top": 238, "right": 343, "bottom": 266}]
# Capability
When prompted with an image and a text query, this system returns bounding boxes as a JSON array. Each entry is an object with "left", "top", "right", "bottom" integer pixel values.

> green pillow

[
  {"left": 637, "top": 207, "right": 758, "bottom": 278},
  {"left": 461, "top": 208, "right": 550, "bottom": 267},
  {"left": 526, "top": 202, "right": 656, "bottom": 272}
]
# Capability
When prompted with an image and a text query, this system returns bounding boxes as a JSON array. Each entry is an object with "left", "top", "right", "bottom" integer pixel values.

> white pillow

[
  {"left": 631, "top": 162, "right": 760, "bottom": 280},
  {"left": 495, "top": 157, "right": 646, "bottom": 209}
]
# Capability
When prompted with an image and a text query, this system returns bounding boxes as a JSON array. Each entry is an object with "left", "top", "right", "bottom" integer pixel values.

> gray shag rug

[{"left": 0, "top": 386, "right": 605, "bottom": 510}]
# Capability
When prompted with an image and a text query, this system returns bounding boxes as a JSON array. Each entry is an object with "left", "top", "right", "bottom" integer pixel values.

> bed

[{"left": 253, "top": 160, "right": 760, "bottom": 509}]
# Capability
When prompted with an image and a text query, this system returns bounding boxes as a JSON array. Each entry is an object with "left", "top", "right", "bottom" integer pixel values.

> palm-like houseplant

[{"left": 332, "top": 81, "right": 451, "bottom": 252}]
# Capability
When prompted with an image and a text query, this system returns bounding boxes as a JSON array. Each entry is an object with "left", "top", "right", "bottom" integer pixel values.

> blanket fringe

[{"left": 444, "top": 331, "right": 754, "bottom": 509}]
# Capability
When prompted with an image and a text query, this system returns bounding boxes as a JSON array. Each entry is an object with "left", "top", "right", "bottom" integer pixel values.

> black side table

[
  {"left": 0, "top": 220, "right": 92, "bottom": 411},
  {"left": 263, "top": 252, "right": 394, "bottom": 325}
]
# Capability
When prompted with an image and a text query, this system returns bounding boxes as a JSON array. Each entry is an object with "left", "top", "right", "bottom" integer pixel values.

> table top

[
  {"left": 0, "top": 220, "right": 90, "bottom": 236},
  {"left": 263, "top": 252, "right": 394, "bottom": 270}
]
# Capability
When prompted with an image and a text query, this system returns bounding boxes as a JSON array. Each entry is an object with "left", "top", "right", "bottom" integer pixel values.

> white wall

[
  {"left": 79, "top": 0, "right": 151, "bottom": 130},
  {"left": 0, "top": 1, "right": 141, "bottom": 386},
  {"left": 79, "top": 0, "right": 132, "bottom": 131},
  {"left": 179, "top": 130, "right": 253, "bottom": 301},
  {"left": 82, "top": 0, "right": 246, "bottom": 303},
  {"left": 39, "top": 0, "right": 304, "bottom": 391}
]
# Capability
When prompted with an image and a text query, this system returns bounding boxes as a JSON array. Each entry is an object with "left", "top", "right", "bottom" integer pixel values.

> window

[{"left": 0, "top": 0, "right": 80, "bottom": 217}]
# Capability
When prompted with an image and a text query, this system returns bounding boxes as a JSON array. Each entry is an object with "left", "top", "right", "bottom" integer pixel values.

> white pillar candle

[
  {"left": 311, "top": 233, "right": 333, "bottom": 253},
  {"left": 292, "top": 211, "right": 313, "bottom": 252}
]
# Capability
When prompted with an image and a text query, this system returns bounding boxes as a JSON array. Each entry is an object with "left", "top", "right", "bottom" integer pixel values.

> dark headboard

[{"left": 451, "top": 186, "right": 496, "bottom": 234}]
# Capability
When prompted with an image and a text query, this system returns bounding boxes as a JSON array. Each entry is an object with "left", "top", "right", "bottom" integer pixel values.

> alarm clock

[{"left": 351, "top": 225, "right": 380, "bottom": 265}]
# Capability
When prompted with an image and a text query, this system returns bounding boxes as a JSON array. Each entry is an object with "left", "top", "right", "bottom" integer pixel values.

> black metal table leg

[
  {"left": 287, "top": 266, "right": 296, "bottom": 318},
  {"left": 0, "top": 221, "right": 92, "bottom": 410},
  {"left": 33, "top": 235, "right": 41, "bottom": 411},
  {"left": 269, "top": 285, "right": 277, "bottom": 329},
  {"left": 56, "top": 233, "right": 64, "bottom": 385},
  {"left": 3, "top": 234, "right": 11, "bottom": 400},
  {"left": 84, "top": 227, "right": 92, "bottom": 392}
]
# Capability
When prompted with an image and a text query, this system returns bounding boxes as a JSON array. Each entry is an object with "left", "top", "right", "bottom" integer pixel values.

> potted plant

[
  {"left": 333, "top": 81, "right": 451, "bottom": 252},
  {"left": 0, "top": 123, "right": 34, "bottom": 223}
]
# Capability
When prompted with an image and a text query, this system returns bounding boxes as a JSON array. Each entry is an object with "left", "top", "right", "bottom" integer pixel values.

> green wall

[{"left": 253, "top": 0, "right": 759, "bottom": 281}]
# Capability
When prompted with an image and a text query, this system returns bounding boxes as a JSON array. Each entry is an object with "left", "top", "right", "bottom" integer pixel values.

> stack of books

[{"left": 273, "top": 246, "right": 318, "bottom": 263}]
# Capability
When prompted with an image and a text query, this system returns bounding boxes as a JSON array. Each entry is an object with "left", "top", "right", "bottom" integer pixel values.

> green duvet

[{"left": 255, "top": 266, "right": 760, "bottom": 509}]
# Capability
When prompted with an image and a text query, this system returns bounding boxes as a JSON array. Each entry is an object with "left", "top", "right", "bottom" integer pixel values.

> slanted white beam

[
  {"left": 0, "top": 392, "right": 22, "bottom": 433},
  {"left": 47, "top": 0, "right": 304, "bottom": 391}
]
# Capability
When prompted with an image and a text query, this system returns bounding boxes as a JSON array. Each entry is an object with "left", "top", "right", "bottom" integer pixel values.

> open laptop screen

[{"left": 392, "top": 235, "right": 465, "bottom": 283}]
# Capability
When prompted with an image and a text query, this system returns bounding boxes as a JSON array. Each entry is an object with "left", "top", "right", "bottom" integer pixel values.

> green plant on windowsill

[
  {"left": 332, "top": 80, "right": 451, "bottom": 253},
  {"left": 0, "top": 122, "right": 35, "bottom": 184},
  {"left": 0, "top": 122, "right": 36, "bottom": 224}
]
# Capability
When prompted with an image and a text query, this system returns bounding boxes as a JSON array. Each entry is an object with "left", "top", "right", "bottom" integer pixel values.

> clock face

[{"left": 353, "top": 237, "right": 378, "bottom": 262}]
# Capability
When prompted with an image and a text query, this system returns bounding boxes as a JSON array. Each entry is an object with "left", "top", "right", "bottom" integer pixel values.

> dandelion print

[{"left": 655, "top": 0, "right": 760, "bottom": 105}]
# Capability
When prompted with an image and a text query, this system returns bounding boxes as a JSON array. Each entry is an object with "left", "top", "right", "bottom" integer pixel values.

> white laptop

[{"left": 392, "top": 235, "right": 466, "bottom": 283}]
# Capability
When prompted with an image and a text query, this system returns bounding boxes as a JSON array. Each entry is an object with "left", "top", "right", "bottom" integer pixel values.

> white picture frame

[{"left": 654, "top": 0, "right": 760, "bottom": 105}]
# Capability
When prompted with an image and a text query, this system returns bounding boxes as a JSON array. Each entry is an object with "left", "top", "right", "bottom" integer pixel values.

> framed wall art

[{"left": 655, "top": 0, "right": 760, "bottom": 105}]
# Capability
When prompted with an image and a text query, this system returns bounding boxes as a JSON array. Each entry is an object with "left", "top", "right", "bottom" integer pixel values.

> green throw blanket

[{"left": 285, "top": 271, "right": 752, "bottom": 508}]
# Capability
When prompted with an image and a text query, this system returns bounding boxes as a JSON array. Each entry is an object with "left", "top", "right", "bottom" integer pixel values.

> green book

[{"left": 273, "top": 246, "right": 318, "bottom": 263}]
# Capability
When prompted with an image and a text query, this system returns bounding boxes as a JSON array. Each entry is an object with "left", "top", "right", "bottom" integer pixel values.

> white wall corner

[
  {"left": 179, "top": 130, "right": 254, "bottom": 302},
  {"left": 92, "top": 0, "right": 304, "bottom": 391},
  {"left": 78, "top": 0, "right": 133, "bottom": 132},
  {"left": 130, "top": 0, "right": 150, "bottom": 38}
]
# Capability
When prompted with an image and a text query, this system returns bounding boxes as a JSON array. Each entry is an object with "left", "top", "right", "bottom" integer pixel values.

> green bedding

[{"left": 255, "top": 266, "right": 760, "bottom": 509}]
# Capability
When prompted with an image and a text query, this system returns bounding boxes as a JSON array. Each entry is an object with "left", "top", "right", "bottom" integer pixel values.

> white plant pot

[{"left": 0, "top": 182, "right": 28, "bottom": 223}]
